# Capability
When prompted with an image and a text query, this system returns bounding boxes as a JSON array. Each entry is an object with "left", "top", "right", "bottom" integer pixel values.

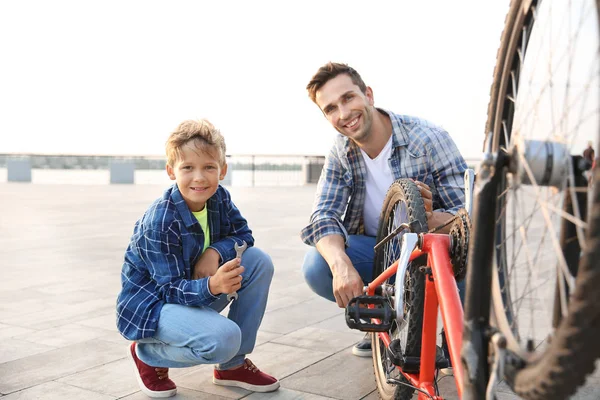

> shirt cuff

[{"left": 205, "top": 276, "right": 219, "bottom": 299}]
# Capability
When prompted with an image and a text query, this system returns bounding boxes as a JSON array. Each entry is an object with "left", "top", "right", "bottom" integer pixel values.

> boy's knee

[
  {"left": 192, "top": 320, "right": 241, "bottom": 364},
  {"left": 245, "top": 247, "right": 274, "bottom": 279}
]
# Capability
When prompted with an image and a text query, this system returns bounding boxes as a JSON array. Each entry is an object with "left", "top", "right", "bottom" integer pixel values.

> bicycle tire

[
  {"left": 476, "top": 0, "right": 600, "bottom": 398},
  {"left": 371, "top": 179, "right": 428, "bottom": 400}
]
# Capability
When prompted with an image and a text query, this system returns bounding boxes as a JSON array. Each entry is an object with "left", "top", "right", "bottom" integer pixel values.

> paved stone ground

[{"left": 0, "top": 182, "right": 598, "bottom": 399}]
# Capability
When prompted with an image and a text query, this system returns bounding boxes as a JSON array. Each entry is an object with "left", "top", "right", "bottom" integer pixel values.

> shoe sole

[
  {"left": 351, "top": 347, "right": 372, "bottom": 357},
  {"left": 212, "top": 377, "right": 280, "bottom": 393},
  {"left": 128, "top": 345, "right": 177, "bottom": 398}
]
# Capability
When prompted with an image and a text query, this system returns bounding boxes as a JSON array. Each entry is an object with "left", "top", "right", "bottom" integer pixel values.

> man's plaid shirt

[{"left": 301, "top": 110, "right": 467, "bottom": 246}]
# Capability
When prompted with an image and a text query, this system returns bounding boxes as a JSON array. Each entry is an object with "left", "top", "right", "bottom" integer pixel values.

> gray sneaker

[{"left": 352, "top": 333, "right": 372, "bottom": 357}]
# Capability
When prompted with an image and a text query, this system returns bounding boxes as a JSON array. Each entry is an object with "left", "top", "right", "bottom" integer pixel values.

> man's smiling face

[{"left": 315, "top": 73, "right": 375, "bottom": 144}]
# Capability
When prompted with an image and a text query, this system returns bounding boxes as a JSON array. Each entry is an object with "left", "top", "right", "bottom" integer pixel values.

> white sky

[{"left": 0, "top": 1, "right": 510, "bottom": 159}]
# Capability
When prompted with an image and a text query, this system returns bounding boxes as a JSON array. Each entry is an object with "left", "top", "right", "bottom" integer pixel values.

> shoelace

[
  {"left": 155, "top": 367, "right": 170, "bottom": 380},
  {"left": 243, "top": 359, "right": 259, "bottom": 373}
]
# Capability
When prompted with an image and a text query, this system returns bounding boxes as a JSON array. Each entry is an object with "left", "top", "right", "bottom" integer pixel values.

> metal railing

[{"left": 0, "top": 153, "right": 326, "bottom": 186}]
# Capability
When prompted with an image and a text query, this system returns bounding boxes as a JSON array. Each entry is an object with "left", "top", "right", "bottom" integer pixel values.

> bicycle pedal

[{"left": 345, "top": 295, "right": 394, "bottom": 332}]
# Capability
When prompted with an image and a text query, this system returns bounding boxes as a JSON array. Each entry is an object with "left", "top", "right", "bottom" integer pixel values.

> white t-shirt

[{"left": 361, "top": 135, "right": 395, "bottom": 237}]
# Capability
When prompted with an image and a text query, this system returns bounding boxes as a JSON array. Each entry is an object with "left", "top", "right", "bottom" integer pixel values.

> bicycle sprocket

[{"left": 449, "top": 208, "right": 471, "bottom": 281}]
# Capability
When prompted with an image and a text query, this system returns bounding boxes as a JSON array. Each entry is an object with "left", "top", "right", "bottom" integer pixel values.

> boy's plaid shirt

[
  {"left": 116, "top": 184, "right": 253, "bottom": 340},
  {"left": 301, "top": 110, "right": 467, "bottom": 246}
]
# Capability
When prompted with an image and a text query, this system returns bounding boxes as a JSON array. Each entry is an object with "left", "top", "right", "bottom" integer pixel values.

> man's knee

[
  {"left": 301, "top": 247, "right": 328, "bottom": 284},
  {"left": 301, "top": 248, "right": 335, "bottom": 302}
]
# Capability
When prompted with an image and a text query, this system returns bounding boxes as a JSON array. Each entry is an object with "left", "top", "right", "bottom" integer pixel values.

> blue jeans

[
  {"left": 301, "top": 234, "right": 466, "bottom": 304},
  {"left": 136, "top": 247, "right": 274, "bottom": 370}
]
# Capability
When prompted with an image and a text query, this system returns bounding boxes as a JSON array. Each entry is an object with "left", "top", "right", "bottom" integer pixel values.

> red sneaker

[
  {"left": 213, "top": 358, "right": 280, "bottom": 392},
  {"left": 128, "top": 342, "right": 177, "bottom": 398}
]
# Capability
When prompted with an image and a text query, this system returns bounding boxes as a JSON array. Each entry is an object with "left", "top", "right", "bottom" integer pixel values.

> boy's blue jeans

[
  {"left": 135, "top": 247, "right": 274, "bottom": 370},
  {"left": 301, "top": 234, "right": 465, "bottom": 306}
]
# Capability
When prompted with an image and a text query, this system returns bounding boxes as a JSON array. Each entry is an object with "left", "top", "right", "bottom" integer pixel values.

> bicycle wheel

[
  {"left": 474, "top": 0, "right": 600, "bottom": 398},
  {"left": 371, "top": 179, "right": 428, "bottom": 400}
]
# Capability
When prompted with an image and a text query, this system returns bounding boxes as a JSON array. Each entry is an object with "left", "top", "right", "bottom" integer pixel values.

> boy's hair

[
  {"left": 166, "top": 119, "right": 226, "bottom": 167},
  {"left": 306, "top": 62, "right": 367, "bottom": 103}
]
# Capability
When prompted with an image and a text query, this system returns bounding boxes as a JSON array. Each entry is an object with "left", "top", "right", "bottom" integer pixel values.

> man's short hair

[{"left": 306, "top": 62, "right": 367, "bottom": 103}]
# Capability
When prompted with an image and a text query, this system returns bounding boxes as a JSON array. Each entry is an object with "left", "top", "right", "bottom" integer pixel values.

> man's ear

[
  {"left": 166, "top": 164, "right": 176, "bottom": 180},
  {"left": 219, "top": 163, "right": 228, "bottom": 180},
  {"left": 365, "top": 86, "right": 374, "bottom": 106}
]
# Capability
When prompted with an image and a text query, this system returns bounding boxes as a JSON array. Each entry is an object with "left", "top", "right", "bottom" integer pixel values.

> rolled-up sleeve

[{"left": 428, "top": 128, "right": 467, "bottom": 214}]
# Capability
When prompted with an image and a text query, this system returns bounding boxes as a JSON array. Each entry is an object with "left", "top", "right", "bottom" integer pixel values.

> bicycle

[
  {"left": 346, "top": 0, "right": 600, "bottom": 399},
  {"left": 345, "top": 177, "right": 474, "bottom": 400},
  {"left": 463, "top": 0, "right": 600, "bottom": 398}
]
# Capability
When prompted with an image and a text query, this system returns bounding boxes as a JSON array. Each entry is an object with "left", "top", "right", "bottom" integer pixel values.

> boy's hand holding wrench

[
  {"left": 207, "top": 240, "right": 247, "bottom": 300},
  {"left": 227, "top": 241, "right": 247, "bottom": 302}
]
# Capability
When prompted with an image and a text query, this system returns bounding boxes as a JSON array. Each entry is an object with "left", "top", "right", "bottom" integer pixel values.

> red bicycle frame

[{"left": 367, "top": 233, "right": 464, "bottom": 399}]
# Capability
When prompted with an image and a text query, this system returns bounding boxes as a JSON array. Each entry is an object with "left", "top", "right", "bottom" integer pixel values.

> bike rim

[
  {"left": 489, "top": 0, "right": 600, "bottom": 357},
  {"left": 376, "top": 199, "right": 412, "bottom": 388}
]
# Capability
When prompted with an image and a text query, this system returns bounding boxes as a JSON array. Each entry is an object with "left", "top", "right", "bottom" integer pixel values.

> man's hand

[
  {"left": 208, "top": 258, "right": 244, "bottom": 296},
  {"left": 316, "top": 234, "right": 364, "bottom": 308},
  {"left": 193, "top": 248, "right": 220, "bottom": 279},
  {"left": 414, "top": 180, "right": 454, "bottom": 233},
  {"left": 331, "top": 259, "right": 364, "bottom": 308},
  {"left": 413, "top": 180, "right": 433, "bottom": 216}
]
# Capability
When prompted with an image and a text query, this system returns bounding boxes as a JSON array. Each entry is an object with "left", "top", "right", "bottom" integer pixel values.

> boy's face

[
  {"left": 166, "top": 141, "right": 227, "bottom": 212},
  {"left": 315, "top": 74, "right": 374, "bottom": 144}
]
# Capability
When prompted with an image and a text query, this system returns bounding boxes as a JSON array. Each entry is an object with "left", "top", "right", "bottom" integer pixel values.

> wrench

[{"left": 227, "top": 240, "right": 247, "bottom": 302}]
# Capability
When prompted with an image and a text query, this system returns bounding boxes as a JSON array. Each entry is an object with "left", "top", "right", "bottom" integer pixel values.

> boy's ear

[
  {"left": 219, "top": 163, "right": 228, "bottom": 180},
  {"left": 166, "top": 164, "right": 176, "bottom": 180}
]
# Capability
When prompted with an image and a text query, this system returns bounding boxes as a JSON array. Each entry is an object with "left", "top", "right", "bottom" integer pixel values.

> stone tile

[
  {"left": 359, "top": 390, "right": 380, "bottom": 400},
  {"left": 1, "top": 381, "right": 115, "bottom": 400},
  {"left": 13, "top": 323, "right": 110, "bottom": 348},
  {"left": 0, "top": 340, "right": 125, "bottom": 394},
  {"left": 245, "top": 387, "right": 337, "bottom": 399},
  {"left": 310, "top": 313, "right": 365, "bottom": 340},
  {"left": 240, "top": 342, "right": 332, "bottom": 380},
  {"left": 282, "top": 349, "right": 375, "bottom": 400},
  {"left": 256, "top": 330, "right": 282, "bottom": 346},
  {"left": 0, "top": 338, "right": 55, "bottom": 364},
  {"left": 97, "top": 330, "right": 130, "bottom": 345},
  {"left": 176, "top": 364, "right": 250, "bottom": 399},
  {"left": 77, "top": 312, "right": 119, "bottom": 331},
  {"left": 0, "top": 324, "right": 36, "bottom": 340},
  {"left": 119, "top": 386, "right": 230, "bottom": 399},
  {"left": 434, "top": 375, "right": 459, "bottom": 399},
  {"left": 260, "top": 298, "right": 342, "bottom": 335},
  {"left": 56, "top": 358, "right": 138, "bottom": 398},
  {"left": 271, "top": 327, "right": 363, "bottom": 354},
  {"left": 270, "top": 282, "right": 317, "bottom": 299},
  {"left": 1, "top": 299, "right": 116, "bottom": 330},
  {"left": 0, "top": 298, "right": 59, "bottom": 316},
  {"left": 176, "top": 342, "right": 331, "bottom": 398},
  {"left": 266, "top": 293, "right": 311, "bottom": 313}
]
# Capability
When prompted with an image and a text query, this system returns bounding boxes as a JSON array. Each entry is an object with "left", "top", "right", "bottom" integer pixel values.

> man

[{"left": 300, "top": 62, "right": 467, "bottom": 357}]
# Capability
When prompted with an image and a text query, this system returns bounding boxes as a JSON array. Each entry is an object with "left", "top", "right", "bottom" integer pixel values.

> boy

[{"left": 116, "top": 119, "right": 279, "bottom": 398}]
